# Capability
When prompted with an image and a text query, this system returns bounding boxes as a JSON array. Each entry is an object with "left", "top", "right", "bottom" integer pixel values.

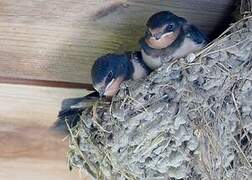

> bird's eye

[
  {"left": 107, "top": 71, "right": 113, "bottom": 81},
  {"left": 167, "top": 23, "right": 174, "bottom": 31}
]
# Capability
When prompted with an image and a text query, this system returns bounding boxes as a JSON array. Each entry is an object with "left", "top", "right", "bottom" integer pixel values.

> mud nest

[{"left": 67, "top": 15, "right": 252, "bottom": 180}]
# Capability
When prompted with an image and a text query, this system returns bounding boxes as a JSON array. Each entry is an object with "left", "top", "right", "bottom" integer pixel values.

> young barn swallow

[
  {"left": 139, "top": 11, "right": 208, "bottom": 70},
  {"left": 53, "top": 52, "right": 151, "bottom": 133},
  {"left": 91, "top": 52, "right": 151, "bottom": 97}
]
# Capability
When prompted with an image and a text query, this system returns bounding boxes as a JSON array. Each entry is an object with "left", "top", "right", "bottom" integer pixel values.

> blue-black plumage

[
  {"left": 92, "top": 52, "right": 151, "bottom": 97},
  {"left": 139, "top": 11, "right": 209, "bottom": 70},
  {"left": 53, "top": 91, "right": 100, "bottom": 133},
  {"left": 53, "top": 52, "right": 151, "bottom": 133}
]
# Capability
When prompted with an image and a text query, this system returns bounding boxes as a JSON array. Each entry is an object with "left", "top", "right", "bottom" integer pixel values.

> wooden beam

[
  {"left": 0, "top": 123, "right": 90, "bottom": 180},
  {"left": 0, "top": 0, "right": 235, "bottom": 85},
  {"left": 0, "top": 83, "right": 90, "bottom": 126},
  {"left": 0, "top": 76, "right": 93, "bottom": 90},
  {"left": 0, "top": 158, "right": 84, "bottom": 180},
  {"left": 0, "top": 84, "right": 91, "bottom": 179}
]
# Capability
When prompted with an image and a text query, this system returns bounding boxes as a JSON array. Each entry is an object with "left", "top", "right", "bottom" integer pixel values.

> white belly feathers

[
  {"left": 141, "top": 38, "right": 204, "bottom": 70},
  {"left": 172, "top": 38, "right": 203, "bottom": 58},
  {"left": 131, "top": 58, "right": 148, "bottom": 80},
  {"left": 141, "top": 49, "right": 162, "bottom": 70}
]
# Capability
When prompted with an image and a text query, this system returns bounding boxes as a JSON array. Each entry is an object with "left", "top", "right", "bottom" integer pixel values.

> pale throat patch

[
  {"left": 94, "top": 77, "right": 124, "bottom": 96},
  {"left": 141, "top": 49, "right": 162, "bottom": 70},
  {"left": 146, "top": 31, "right": 178, "bottom": 49},
  {"left": 141, "top": 38, "right": 204, "bottom": 70},
  {"left": 104, "top": 77, "right": 123, "bottom": 96},
  {"left": 131, "top": 60, "right": 148, "bottom": 80}
]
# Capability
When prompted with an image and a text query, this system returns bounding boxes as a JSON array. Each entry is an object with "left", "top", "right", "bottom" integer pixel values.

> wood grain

[
  {"left": 0, "top": 84, "right": 91, "bottom": 180},
  {"left": 0, "top": 76, "right": 94, "bottom": 90},
  {"left": 0, "top": 123, "right": 90, "bottom": 180},
  {"left": 0, "top": 159, "right": 84, "bottom": 180},
  {"left": 0, "top": 83, "right": 90, "bottom": 126},
  {"left": 0, "top": 0, "right": 235, "bottom": 85}
]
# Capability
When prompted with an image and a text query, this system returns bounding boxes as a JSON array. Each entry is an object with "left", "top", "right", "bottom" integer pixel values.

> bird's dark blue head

[
  {"left": 144, "top": 11, "right": 187, "bottom": 49},
  {"left": 91, "top": 54, "right": 133, "bottom": 97}
]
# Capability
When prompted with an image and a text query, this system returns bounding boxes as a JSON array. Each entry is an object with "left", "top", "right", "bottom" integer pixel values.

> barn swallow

[
  {"left": 91, "top": 52, "right": 151, "bottom": 97},
  {"left": 139, "top": 11, "right": 208, "bottom": 70},
  {"left": 53, "top": 52, "right": 151, "bottom": 133}
]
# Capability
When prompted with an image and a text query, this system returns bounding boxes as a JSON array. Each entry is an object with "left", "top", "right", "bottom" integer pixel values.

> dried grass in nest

[{"left": 66, "top": 12, "right": 252, "bottom": 180}]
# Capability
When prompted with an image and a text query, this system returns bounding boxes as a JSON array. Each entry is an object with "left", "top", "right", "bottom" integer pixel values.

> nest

[{"left": 67, "top": 13, "right": 252, "bottom": 180}]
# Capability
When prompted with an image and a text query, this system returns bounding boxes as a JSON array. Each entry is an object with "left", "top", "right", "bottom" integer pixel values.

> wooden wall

[
  {"left": 0, "top": 84, "right": 90, "bottom": 180},
  {"left": 0, "top": 0, "right": 235, "bottom": 180},
  {"left": 0, "top": 0, "right": 235, "bottom": 85}
]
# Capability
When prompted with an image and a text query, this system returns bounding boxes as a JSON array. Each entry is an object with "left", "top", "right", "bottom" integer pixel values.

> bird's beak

[
  {"left": 98, "top": 87, "right": 105, "bottom": 97},
  {"left": 153, "top": 33, "right": 162, "bottom": 40},
  {"left": 145, "top": 31, "right": 176, "bottom": 49},
  {"left": 97, "top": 79, "right": 114, "bottom": 97},
  {"left": 146, "top": 28, "right": 163, "bottom": 40},
  {"left": 95, "top": 78, "right": 121, "bottom": 97}
]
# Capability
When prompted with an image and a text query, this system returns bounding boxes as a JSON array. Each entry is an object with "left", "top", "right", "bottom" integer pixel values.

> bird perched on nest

[
  {"left": 54, "top": 52, "right": 151, "bottom": 132},
  {"left": 139, "top": 11, "right": 209, "bottom": 70},
  {"left": 91, "top": 52, "right": 151, "bottom": 97}
]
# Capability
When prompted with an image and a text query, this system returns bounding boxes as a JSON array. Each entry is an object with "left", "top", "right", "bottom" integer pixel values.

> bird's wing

[
  {"left": 53, "top": 91, "right": 100, "bottom": 133},
  {"left": 184, "top": 24, "right": 209, "bottom": 44},
  {"left": 127, "top": 51, "right": 152, "bottom": 75}
]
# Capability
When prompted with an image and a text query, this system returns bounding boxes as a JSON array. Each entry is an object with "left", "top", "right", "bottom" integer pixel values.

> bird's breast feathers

[
  {"left": 146, "top": 31, "right": 178, "bottom": 49},
  {"left": 141, "top": 37, "right": 204, "bottom": 69},
  {"left": 141, "top": 49, "right": 162, "bottom": 70},
  {"left": 172, "top": 37, "right": 204, "bottom": 58},
  {"left": 131, "top": 58, "right": 149, "bottom": 80}
]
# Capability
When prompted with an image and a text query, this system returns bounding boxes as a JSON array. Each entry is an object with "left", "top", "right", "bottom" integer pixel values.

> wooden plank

[
  {"left": 0, "top": 124, "right": 70, "bottom": 160},
  {"left": 0, "top": 159, "right": 84, "bottom": 180},
  {"left": 0, "top": 84, "right": 91, "bottom": 179},
  {"left": 0, "top": 124, "right": 90, "bottom": 180},
  {"left": 0, "top": 83, "right": 90, "bottom": 126},
  {"left": 0, "top": 76, "right": 94, "bottom": 90},
  {"left": 0, "top": 0, "right": 235, "bottom": 84}
]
